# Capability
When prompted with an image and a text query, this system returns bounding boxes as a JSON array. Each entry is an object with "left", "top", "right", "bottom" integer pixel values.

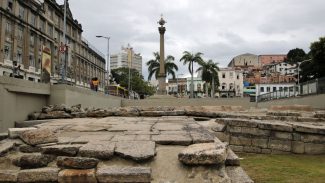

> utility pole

[{"left": 61, "top": 0, "right": 67, "bottom": 83}]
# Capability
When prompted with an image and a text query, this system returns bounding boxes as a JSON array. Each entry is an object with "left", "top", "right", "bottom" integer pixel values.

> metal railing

[{"left": 256, "top": 77, "right": 325, "bottom": 102}]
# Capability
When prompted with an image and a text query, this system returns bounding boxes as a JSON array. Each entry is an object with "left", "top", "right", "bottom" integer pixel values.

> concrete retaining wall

[
  {"left": 0, "top": 76, "right": 122, "bottom": 132},
  {"left": 122, "top": 98, "right": 256, "bottom": 108},
  {"left": 49, "top": 85, "right": 121, "bottom": 108},
  {"left": 0, "top": 77, "right": 49, "bottom": 132}
]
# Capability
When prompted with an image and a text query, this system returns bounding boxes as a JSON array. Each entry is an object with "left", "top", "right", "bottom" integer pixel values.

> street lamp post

[
  {"left": 177, "top": 74, "right": 183, "bottom": 96},
  {"left": 96, "top": 36, "right": 110, "bottom": 88},
  {"left": 297, "top": 59, "right": 312, "bottom": 94},
  {"left": 61, "top": 0, "right": 67, "bottom": 83}
]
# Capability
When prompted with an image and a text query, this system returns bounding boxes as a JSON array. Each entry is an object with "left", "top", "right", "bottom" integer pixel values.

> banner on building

[{"left": 41, "top": 46, "right": 51, "bottom": 83}]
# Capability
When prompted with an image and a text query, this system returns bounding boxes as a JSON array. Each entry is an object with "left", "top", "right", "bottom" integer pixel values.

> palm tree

[
  {"left": 196, "top": 59, "right": 220, "bottom": 98},
  {"left": 180, "top": 51, "right": 204, "bottom": 98},
  {"left": 147, "top": 52, "right": 178, "bottom": 81}
]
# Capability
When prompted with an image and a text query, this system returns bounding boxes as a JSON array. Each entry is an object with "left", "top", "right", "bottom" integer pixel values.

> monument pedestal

[{"left": 157, "top": 75, "right": 167, "bottom": 95}]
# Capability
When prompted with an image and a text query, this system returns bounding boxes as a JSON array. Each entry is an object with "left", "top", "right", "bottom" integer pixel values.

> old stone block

[
  {"left": 258, "top": 122, "right": 293, "bottom": 132},
  {"left": 261, "top": 149, "right": 272, "bottom": 154},
  {"left": 42, "top": 144, "right": 81, "bottom": 156},
  {"left": 213, "top": 132, "right": 229, "bottom": 142},
  {"left": 111, "top": 135, "right": 136, "bottom": 141},
  {"left": 57, "top": 156, "right": 99, "bottom": 169},
  {"left": 304, "top": 143, "right": 325, "bottom": 155},
  {"left": 293, "top": 124, "right": 325, "bottom": 135},
  {"left": 243, "top": 146, "right": 262, "bottom": 153},
  {"left": 17, "top": 167, "right": 59, "bottom": 183},
  {"left": 134, "top": 135, "right": 151, "bottom": 141},
  {"left": 251, "top": 138, "right": 268, "bottom": 149},
  {"left": 178, "top": 142, "right": 227, "bottom": 165},
  {"left": 301, "top": 134, "right": 325, "bottom": 143},
  {"left": 190, "top": 132, "right": 214, "bottom": 144},
  {"left": 71, "top": 135, "right": 113, "bottom": 144},
  {"left": 96, "top": 166, "right": 151, "bottom": 183},
  {"left": 152, "top": 134, "right": 192, "bottom": 145},
  {"left": 0, "top": 140, "right": 15, "bottom": 156},
  {"left": 115, "top": 141, "right": 156, "bottom": 162},
  {"left": 19, "top": 145, "right": 42, "bottom": 153},
  {"left": 292, "top": 141, "right": 305, "bottom": 154},
  {"left": 227, "top": 126, "right": 242, "bottom": 133},
  {"left": 8, "top": 127, "right": 37, "bottom": 139},
  {"left": 18, "top": 154, "right": 56, "bottom": 169},
  {"left": 58, "top": 169, "right": 97, "bottom": 183},
  {"left": 230, "top": 136, "right": 251, "bottom": 146},
  {"left": 292, "top": 133, "right": 301, "bottom": 141},
  {"left": 226, "top": 166, "right": 253, "bottom": 183},
  {"left": 0, "top": 170, "right": 18, "bottom": 182},
  {"left": 241, "top": 127, "right": 270, "bottom": 137},
  {"left": 271, "top": 131, "right": 293, "bottom": 140},
  {"left": 229, "top": 145, "right": 244, "bottom": 152},
  {"left": 268, "top": 139, "right": 292, "bottom": 152},
  {"left": 19, "top": 128, "right": 58, "bottom": 145},
  {"left": 226, "top": 149, "right": 240, "bottom": 166},
  {"left": 222, "top": 118, "right": 258, "bottom": 128},
  {"left": 79, "top": 142, "right": 115, "bottom": 160}
]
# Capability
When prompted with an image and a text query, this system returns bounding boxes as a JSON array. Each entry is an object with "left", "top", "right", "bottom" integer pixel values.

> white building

[
  {"left": 217, "top": 68, "right": 244, "bottom": 98},
  {"left": 255, "top": 83, "right": 297, "bottom": 101},
  {"left": 110, "top": 44, "right": 142, "bottom": 75},
  {"left": 265, "top": 62, "right": 297, "bottom": 76},
  {"left": 186, "top": 77, "right": 205, "bottom": 97}
]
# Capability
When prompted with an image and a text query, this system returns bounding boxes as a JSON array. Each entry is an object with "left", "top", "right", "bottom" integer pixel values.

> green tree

[
  {"left": 309, "top": 37, "right": 325, "bottom": 79},
  {"left": 196, "top": 59, "right": 220, "bottom": 98},
  {"left": 285, "top": 48, "right": 308, "bottom": 63},
  {"left": 180, "top": 51, "right": 204, "bottom": 98},
  {"left": 146, "top": 52, "right": 178, "bottom": 80},
  {"left": 111, "top": 67, "right": 155, "bottom": 96}
]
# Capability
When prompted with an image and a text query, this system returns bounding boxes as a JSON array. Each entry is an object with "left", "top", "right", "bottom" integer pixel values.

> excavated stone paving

[{"left": 1, "top": 105, "right": 325, "bottom": 182}]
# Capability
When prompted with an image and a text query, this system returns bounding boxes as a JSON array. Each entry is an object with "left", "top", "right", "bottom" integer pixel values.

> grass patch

[{"left": 239, "top": 153, "right": 325, "bottom": 183}]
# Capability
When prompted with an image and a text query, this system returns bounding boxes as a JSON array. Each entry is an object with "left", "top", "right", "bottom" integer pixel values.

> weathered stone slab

[
  {"left": 134, "top": 135, "right": 151, "bottom": 141},
  {"left": 19, "top": 145, "right": 42, "bottom": 153},
  {"left": 152, "top": 134, "right": 192, "bottom": 145},
  {"left": 58, "top": 169, "right": 97, "bottom": 183},
  {"left": 241, "top": 127, "right": 270, "bottom": 137},
  {"left": 229, "top": 136, "right": 251, "bottom": 146},
  {"left": 111, "top": 135, "right": 136, "bottom": 141},
  {"left": 251, "top": 138, "right": 268, "bottom": 149},
  {"left": 0, "top": 170, "right": 18, "bottom": 182},
  {"left": 38, "top": 111, "right": 72, "bottom": 119},
  {"left": 96, "top": 166, "right": 151, "bottom": 183},
  {"left": 8, "top": 127, "right": 37, "bottom": 139},
  {"left": 42, "top": 144, "right": 81, "bottom": 156},
  {"left": 108, "top": 124, "right": 152, "bottom": 132},
  {"left": 17, "top": 167, "right": 59, "bottom": 183},
  {"left": 267, "top": 111, "right": 301, "bottom": 117},
  {"left": 314, "top": 111, "right": 325, "bottom": 118},
  {"left": 0, "top": 133, "right": 7, "bottom": 141},
  {"left": 79, "top": 142, "right": 115, "bottom": 160},
  {"left": 0, "top": 140, "right": 15, "bottom": 156},
  {"left": 190, "top": 132, "right": 214, "bottom": 144},
  {"left": 217, "top": 118, "right": 258, "bottom": 128},
  {"left": 268, "top": 139, "right": 292, "bottom": 152},
  {"left": 292, "top": 141, "right": 305, "bottom": 154},
  {"left": 15, "top": 120, "right": 53, "bottom": 128},
  {"left": 304, "top": 143, "right": 325, "bottom": 155},
  {"left": 226, "top": 149, "right": 240, "bottom": 166},
  {"left": 71, "top": 135, "right": 113, "bottom": 144},
  {"left": 293, "top": 123, "right": 325, "bottom": 135},
  {"left": 19, "top": 128, "right": 58, "bottom": 145},
  {"left": 271, "top": 131, "right": 293, "bottom": 140},
  {"left": 301, "top": 134, "right": 325, "bottom": 143},
  {"left": 214, "top": 132, "right": 230, "bottom": 142},
  {"left": 226, "top": 166, "right": 254, "bottom": 183},
  {"left": 243, "top": 146, "right": 262, "bottom": 153},
  {"left": 153, "top": 123, "right": 185, "bottom": 131},
  {"left": 57, "top": 156, "right": 99, "bottom": 169},
  {"left": 115, "top": 141, "right": 156, "bottom": 162},
  {"left": 212, "top": 123, "right": 227, "bottom": 132},
  {"left": 18, "top": 154, "right": 56, "bottom": 169},
  {"left": 258, "top": 121, "right": 293, "bottom": 132},
  {"left": 178, "top": 143, "right": 226, "bottom": 165}
]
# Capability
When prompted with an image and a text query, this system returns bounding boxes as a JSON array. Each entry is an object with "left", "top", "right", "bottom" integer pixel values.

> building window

[
  {"left": 267, "top": 87, "right": 270, "bottom": 92},
  {"left": 229, "top": 72, "right": 233, "bottom": 79},
  {"left": 17, "top": 48, "right": 23, "bottom": 64},
  {"left": 279, "top": 87, "right": 283, "bottom": 91},
  {"left": 18, "top": 26, "right": 24, "bottom": 42},
  {"left": 273, "top": 87, "right": 276, "bottom": 92},
  {"left": 222, "top": 73, "right": 226, "bottom": 79},
  {"left": 5, "top": 20, "right": 12, "bottom": 34},
  {"left": 47, "top": 25, "right": 53, "bottom": 37},
  {"left": 222, "top": 83, "right": 226, "bottom": 90},
  {"left": 30, "top": 13, "right": 36, "bottom": 27},
  {"left": 7, "top": 0, "right": 13, "bottom": 11},
  {"left": 260, "top": 87, "right": 264, "bottom": 92},
  {"left": 237, "top": 74, "right": 240, "bottom": 80},
  {"left": 40, "top": 18, "right": 45, "bottom": 32},
  {"left": 229, "top": 83, "right": 234, "bottom": 90},
  {"left": 30, "top": 32, "right": 35, "bottom": 46},
  {"left": 29, "top": 52, "right": 35, "bottom": 67},
  {"left": 19, "top": 5, "right": 24, "bottom": 19},
  {"left": 4, "top": 43, "right": 12, "bottom": 60},
  {"left": 284, "top": 87, "right": 288, "bottom": 92}
]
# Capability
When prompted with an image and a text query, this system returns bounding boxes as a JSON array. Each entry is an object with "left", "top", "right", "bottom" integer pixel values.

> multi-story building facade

[
  {"left": 186, "top": 77, "right": 205, "bottom": 98},
  {"left": 110, "top": 44, "right": 142, "bottom": 75},
  {"left": 167, "top": 78, "right": 186, "bottom": 95},
  {"left": 0, "top": 0, "right": 106, "bottom": 90},
  {"left": 258, "top": 54, "right": 286, "bottom": 67},
  {"left": 217, "top": 68, "right": 244, "bottom": 98},
  {"left": 264, "top": 62, "right": 297, "bottom": 76}
]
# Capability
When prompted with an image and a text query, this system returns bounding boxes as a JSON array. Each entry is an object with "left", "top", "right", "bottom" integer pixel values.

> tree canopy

[
  {"left": 146, "top": 52, "right": 178, "bottom": 80},
  {"left": 285, "top": 48, "right": 308, "bottom": 63}
]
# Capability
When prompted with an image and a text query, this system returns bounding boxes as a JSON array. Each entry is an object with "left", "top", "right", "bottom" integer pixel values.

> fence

[{"left": 256, "top": 77, "right": 325, "bottom": 102}]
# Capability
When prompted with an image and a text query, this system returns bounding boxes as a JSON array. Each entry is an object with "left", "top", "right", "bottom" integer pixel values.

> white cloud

[{"left": 57, "top": 0, "right": 325, "bottom": 80}]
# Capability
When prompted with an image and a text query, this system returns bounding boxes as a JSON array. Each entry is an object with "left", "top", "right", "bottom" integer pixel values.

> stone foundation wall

[{"left": 214, "top": 118, "right": 325, "bottom": 155}]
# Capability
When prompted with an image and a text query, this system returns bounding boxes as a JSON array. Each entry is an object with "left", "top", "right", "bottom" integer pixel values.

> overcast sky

[{"left": 57, "top": 0, "right": 325, "bottom": 79}]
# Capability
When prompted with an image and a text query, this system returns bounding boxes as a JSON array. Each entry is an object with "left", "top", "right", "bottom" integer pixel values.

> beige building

[
  {"left": 228, "top": 53, "right": 259, "bottom": 68},
  {"left": 110, "top": 44, "right": 142, "bottom": 75},
  {"left": 218, "top": 68, "right": 244, "bottom": 98},
  {"left": 0, "top": 0, "right": 106, "bottom": 90}
]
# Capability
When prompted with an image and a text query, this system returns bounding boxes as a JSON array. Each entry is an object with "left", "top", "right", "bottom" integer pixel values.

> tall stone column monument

[{"left": 157, "top": 15, "right": 167, "bottom": 95}]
